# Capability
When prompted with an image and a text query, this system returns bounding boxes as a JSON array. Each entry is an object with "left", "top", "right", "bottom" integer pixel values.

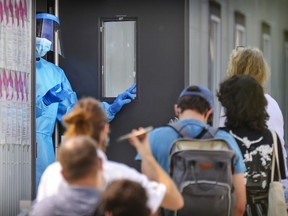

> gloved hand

[
  {"left": 42, "top": 83, "right": 69, "bottom": 106},
  {"left": 109, "top": 83, "right": 136, "bottom": 115}
]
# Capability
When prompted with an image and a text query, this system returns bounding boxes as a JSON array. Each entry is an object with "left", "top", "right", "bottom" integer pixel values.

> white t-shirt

[
  {"left": 219, "top": 93, "right": 287, "bottom": 173},
  {"left": 37, "top": 150, "right": 166, "bottom": 213}
]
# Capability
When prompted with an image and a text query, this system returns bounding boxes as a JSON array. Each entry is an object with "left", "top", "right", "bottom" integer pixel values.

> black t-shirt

[{"left": 221, "top": 127, "right": 285, "bottom": 193}]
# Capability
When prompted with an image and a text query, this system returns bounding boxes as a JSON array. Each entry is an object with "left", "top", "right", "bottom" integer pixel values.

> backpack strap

[{"left": 167, "top": 121, "right": 218, "bottom": 139}]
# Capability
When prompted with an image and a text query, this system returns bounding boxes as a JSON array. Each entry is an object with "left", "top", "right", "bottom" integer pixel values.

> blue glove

[
  {"left": 42, "top": 83, "right": 69, "bottom": 106},
  {"left": 109, "top": 83, "right": 136, "bottom": 115}
]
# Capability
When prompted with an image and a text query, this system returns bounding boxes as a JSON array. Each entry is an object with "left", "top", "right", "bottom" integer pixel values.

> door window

[{"left": 100, "top": 18, "right": 137, "bottom": 98}]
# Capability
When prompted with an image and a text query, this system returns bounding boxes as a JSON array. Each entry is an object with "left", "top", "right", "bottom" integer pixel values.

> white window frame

[
  {"left": 101, "top": 19, "right": 137, "bottom": 98},
  {"left": 262, "top": 33, "right": 272, "bottom": 92},
  {"left": 235, "top": 24, "right": 246, "bottom": 47},
  {"left": 209, "top": 14, "right": 221, "bottom": 126}
]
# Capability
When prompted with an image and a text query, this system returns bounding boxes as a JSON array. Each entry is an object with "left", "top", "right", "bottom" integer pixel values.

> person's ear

[
  {"left": 105, "top": 211, "right": 113, "bottom": 216},
  {"left": 61, "top": 169, "right": 68, "bottom": 181},
  {"left": 174, "top": 104, "right": 180, "bottom": 116},
  {"left": 204, "top": 108, "right": 213, "bottom": 122},
  {"left": 99, "top": 123, "right": 109, "bottom": 145}
]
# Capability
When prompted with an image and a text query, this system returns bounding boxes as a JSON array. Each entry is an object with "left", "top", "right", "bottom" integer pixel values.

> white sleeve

[
  {"left": 265, "top": 94, "right": 287, "bottom": 174},
  {"left": 265, "top": 94, "right": 285, "bottom": 144},
  {"left": 36, "top": 162, "right": 65, "bottom": 202},
  {"left": 144, "top": 181, "right": 166, "bottom": 213},
  {"left": 103, "top": 160, "right": 166, "bottom": 213}
]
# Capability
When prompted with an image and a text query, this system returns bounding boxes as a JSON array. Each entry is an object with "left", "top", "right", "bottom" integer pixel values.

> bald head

[{"left": 58, "top": 136, "right": 98, "bottom": 182}]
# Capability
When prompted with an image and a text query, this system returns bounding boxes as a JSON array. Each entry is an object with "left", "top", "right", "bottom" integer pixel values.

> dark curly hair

[{"left": 217, "top": 75, "right": 269, "bottom": 131}]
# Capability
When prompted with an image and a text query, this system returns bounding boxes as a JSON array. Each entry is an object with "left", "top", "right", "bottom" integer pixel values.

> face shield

[{"left": 36, "top": 13, "right": 64, "bottom": 57}]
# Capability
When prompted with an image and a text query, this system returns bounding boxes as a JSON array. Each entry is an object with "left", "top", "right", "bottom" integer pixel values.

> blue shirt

[{"left": 137, "top": 119, "right": 246, "bottom": 174}]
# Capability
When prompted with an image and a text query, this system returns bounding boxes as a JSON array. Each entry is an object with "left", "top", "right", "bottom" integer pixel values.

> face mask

[{"left": 36, "top": 37, "right": 52, "bottom": 58}]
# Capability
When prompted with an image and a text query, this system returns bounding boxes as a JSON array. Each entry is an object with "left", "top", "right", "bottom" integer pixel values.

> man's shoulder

[
  {"left": 153, "top": 125, "right": 176, "bottom": 133},
  {"left": 40, "top": 58, "right": 64, "bottom": 72},
  {"left": 39, "top": 161, "right": 63, "bottom": 187},
  {"left": 214, "top": 128, "right": 243, "bottom": 157},
  {"left": 214, "top": 128, "right": 237, "bottom": 145},
  {"left": 151, "top": 119, "right": 213, "bottom": 140},
  {"left": 215, "top": 127, "right": 232, "bottom": 137},
  {"left": 32, "top": 196, "right": 57, "bottom": 216},
  {"left": 152, "top": 119, "right": 202, "bottom": 134},
  {"left": 150, "top": 125, "right": 179, "bottom": 139}
]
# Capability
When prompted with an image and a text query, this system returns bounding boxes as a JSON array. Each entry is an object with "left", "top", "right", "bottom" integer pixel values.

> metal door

[{"left": 59, "top": 0, "right": 187, "bottom": 170}]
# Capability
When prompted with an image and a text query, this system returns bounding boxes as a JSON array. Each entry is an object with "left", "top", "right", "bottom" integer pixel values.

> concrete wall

[{"left": 188, "top": 0, "right": 288, "bottom": 142}]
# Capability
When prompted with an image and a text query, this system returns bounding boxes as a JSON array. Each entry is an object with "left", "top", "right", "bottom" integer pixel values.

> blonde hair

[
  {"left": 63, "top": 97, "right": 107, "bottom": 142},
  {"left": 227, "top": 47, "right": 270, "bottom": 86}
]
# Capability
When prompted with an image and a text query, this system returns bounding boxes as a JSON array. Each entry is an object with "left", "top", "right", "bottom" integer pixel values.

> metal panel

[
  {"left": 0, "top": 0, "right": 35, "bottom": 215},
  {"left": 59, "top": 0, "right": 186, "bottom": 169}
]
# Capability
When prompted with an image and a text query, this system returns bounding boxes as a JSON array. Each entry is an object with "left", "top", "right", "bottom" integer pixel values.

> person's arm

[
  {"left": 36, "top": 94, "right": 47, "bottom": 118},
  {"left": 129, "top": 129, "right": 184, "bottom": 210},
  {"left": 233, "top": 173, "right": 246, "bottom": 216},
  {"left": 56, "top": 73, "right": 78, "bottom": 122}
]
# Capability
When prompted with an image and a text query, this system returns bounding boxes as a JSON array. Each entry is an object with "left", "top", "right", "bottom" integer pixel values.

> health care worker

[{"left": 35, "top": 13, "right": 136, "bottom": 189}]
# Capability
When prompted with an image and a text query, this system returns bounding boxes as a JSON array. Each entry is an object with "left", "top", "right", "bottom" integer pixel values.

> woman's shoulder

[
  {"left": 264, "top": 93, "right": 284, "bottom": 127},
  {"left": 265, "top": 93, "right": 281, "bottom": 109}
]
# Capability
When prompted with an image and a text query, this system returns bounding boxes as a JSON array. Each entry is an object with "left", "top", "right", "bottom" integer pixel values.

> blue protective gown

[
  {"left": 36, "top": 58, "right": 117, "bottom": 190},
  {"left": 36, "top": 58, "right": 78, "bottom": 190}
]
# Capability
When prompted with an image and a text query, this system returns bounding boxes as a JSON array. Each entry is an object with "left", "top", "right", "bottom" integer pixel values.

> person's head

[
  {"left": 227, "top": 46, "right": 270, "bottom": 87},
  {"left": 175, "top": 85, "right": 214, "bottom": 124},
  {"left": 99, "top": 179, "right": 151, "bottom": 216},
  {"left": 63, "top": 97, "right": 109, "bottom": 149},
  {"left": 36, "top": 13, "right": 64, "bottom": 58},
  {"left": 58, "top": 136, "right": 99, "bottom": 186},
  {"left": 217, "top": 75, "right": 269, "bottom": 131}
]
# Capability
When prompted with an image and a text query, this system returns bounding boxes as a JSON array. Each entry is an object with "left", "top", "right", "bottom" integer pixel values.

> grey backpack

[{"left": 165, "top": 122, "right": 236, "bottom": 216}]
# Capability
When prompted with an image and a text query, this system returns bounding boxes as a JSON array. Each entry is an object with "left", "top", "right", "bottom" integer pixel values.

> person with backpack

[
  {"left": 217, "top": 75, "right": 286, "bottom": 216},
  {"left": 137, "top": 85, "right": 246, "bottom": 216}
]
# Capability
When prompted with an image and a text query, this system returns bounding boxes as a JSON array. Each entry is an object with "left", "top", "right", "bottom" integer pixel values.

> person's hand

[
  {"left": 109, "top": 83, "right": 136, "bottom": 115},
  {"left": 129, "top": 128, "right": 158, "bottom": 181},
  {"left": 128, "top": 128, "right": 152, "bottom": 158},
  {"left": 42, "top": 83, "right": 69, "bottom": 106}
]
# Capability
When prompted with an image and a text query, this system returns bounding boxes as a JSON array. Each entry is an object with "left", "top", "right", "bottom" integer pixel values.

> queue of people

[
  {"left": 34, "top": 97, "right": 184, "bottom": 216},
  {"left": 31, "top": 31, "right": 287, "bottom": 216}
]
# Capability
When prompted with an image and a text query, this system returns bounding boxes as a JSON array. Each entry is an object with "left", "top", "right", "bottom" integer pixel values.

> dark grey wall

[{"left": 58, "top": 0, "right": 186, "bottom": 169}]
